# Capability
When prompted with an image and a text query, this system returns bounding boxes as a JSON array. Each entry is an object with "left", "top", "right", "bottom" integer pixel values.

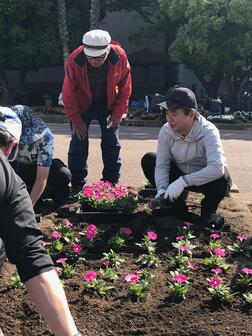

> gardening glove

[
  {"left": 164, "top": 176, "right": 187, "bottom": 202},
  {"left": 155, "top": 188, "right": 166, "bottom": 199}
]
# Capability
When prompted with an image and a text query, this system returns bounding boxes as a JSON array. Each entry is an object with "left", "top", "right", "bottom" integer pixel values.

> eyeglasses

[{"left": 86, "top": 54, "right": 107, "bottom": 62}]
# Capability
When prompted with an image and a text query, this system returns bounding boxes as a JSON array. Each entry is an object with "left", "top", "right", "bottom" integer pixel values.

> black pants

[
  {"left": 141, "top": 152, "right": 232, "bottom": 215},
  {"left": 11, "top": 159, "right": 71, "bottom": 206}
]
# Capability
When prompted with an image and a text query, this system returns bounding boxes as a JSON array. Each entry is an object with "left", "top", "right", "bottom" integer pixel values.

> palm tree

[
  {"left": 90, "top": 0, "right": 101, "bottom": 30},
  {"left": 57, "top": 0, "right": 69, "bottom": 68}
]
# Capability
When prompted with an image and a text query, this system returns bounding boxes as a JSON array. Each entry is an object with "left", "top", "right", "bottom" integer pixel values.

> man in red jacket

[{"left": 62, "top": 29, "right": 132, "bottom": 197}]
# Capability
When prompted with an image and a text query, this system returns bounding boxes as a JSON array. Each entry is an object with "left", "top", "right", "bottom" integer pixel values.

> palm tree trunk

[
  {"left": 57, "top": 0, "right": 69, "bottom": 68},
  {"left": 90, "top": 0, "right": 101, "bottom": 30}
]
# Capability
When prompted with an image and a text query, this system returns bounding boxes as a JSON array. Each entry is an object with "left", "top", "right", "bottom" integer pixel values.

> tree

[
  {"left": 90, "top": 0, "right": 101, "bottom": 29},
  {"left": 0, "top": 0, "right": 61, "bottom": 103},
  {"left": 158, "top": 0, "right": 252, "bottom": 97},
  {"left": 57, "top": 0, "right": 69, "bottom": 67}
]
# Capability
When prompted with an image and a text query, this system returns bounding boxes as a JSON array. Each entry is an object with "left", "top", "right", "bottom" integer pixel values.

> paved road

[{"left": 50, "top": 124, "right": 252, "bottom": 205}]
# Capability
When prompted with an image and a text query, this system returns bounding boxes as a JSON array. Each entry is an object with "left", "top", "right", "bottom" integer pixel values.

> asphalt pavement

[{"left": 50, "top": 124, "right": 252, "bottom": 206}]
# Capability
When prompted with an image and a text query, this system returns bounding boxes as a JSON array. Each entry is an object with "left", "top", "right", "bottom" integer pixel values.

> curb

[{"left": 35, "top": 113, "right": 252, "bottom": 130}]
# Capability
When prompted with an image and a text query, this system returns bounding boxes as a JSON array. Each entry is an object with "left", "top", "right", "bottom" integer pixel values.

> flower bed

[{"left": 0, "top": 194, "right": 252, "bottom": 335}]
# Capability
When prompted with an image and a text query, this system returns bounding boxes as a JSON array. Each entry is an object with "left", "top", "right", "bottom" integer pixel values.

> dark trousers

[
  {"left": 11, "top": 159, "right": 71, "bottom": 206},
  {"left": 68, "top": 103, "right": 121, "bottom": 187},
  {"left": 141, "top": 152, "right": 232, "bottom": 215}
]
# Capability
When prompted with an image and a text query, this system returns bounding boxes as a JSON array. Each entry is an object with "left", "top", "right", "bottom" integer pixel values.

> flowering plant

[
  {"left": 10, "top": 275, "right": 25, "bottom": 289},
  {"left": 109, "top": 227, "right": 133, "bottom": 248},
  {"left": 207, "top": 276, "right": 234, "bottom": 301},
  {"left": 101, "top": 249, "right": 125, "bottom": 269},
  {"left": 124, "top": 269, "right": 154, "bottom": 301},
  {"left": 54, "top": 219, "right": 74, "bottom": 243},
  {"left": 227, "top": 235, "right": 252, "bottom": 257},
  {"left": 82, "top": 271, "right": 114, "bottom": 296},
  {"left": 203, "top": 247, "right": 229, "bottom": 270},
  {"left": 56, "top": 257, "right": 75, "bottom": 279},
  {"left": 79, "top": 181, "right": 138, "bottom": 213},
  {"left": 236, "top": 267, "right": 252, "bottom": 289},
  {"left": 168, "top": 271, "right": 189, "bottom": 299},
  {"left": 136, "top": 232, "right": 159, "bottom": 267}
]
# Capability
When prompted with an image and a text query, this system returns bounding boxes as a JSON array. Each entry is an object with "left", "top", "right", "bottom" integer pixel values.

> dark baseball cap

[{"left": 158, "top": 87, "right": 197, "bottom": 110}]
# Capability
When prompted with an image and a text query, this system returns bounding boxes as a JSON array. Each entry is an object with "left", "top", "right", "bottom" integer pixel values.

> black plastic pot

[{"left": 76, "top": 207, "right": 134, "bottom": 224}]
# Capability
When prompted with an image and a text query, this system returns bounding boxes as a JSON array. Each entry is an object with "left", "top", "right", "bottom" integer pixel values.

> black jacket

[{"left": 0, "top": 151, "right": 54, "bottom": 282}]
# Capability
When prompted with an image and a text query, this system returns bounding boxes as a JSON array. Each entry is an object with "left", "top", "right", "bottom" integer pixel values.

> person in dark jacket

[
  {"left": 0, "top": 107, "right": 81, "bottom": 336},
  {"left": 62, "top": 29, "right": 132, "bottom": 198}
]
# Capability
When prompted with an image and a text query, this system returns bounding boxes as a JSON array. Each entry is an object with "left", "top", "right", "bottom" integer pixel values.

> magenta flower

[
  {"left": 210, "top": 233, "right": 220, "bottom": 240},
  {"left": 56, "top": 257, "right": 67, "bottom": 264},
  {"left": 211, "top": 267, "right": 223, "bottom": 275},
  {"left": 147, "top": 231, "right": 157, "bottom": 240},
  {"left": 236, "top": 235, "right": 247, "bottom": 242},
  {"left": 242, "top": 267, "right": 252, "bottom": 275},
  {"left": 82, "top": 271, "right": 97, "bottom": 283},
  {"left": 187, "top": 261, "right": 196, "bottom": 271},
  {"left": 183, "top": 221, "right": 193, "bottom": 227},
  {"left": 102, "top": 261, "right": 110, "bottom": 267},
  {"left": 176, "top": 235, "right": 185, "bottom": 241},
  {"left": 85, "top": 224, "right": 97, "bottom": 240},
  {"left": 214, "top": 247, "right": 226, "bottom": 257},
  {"left": 209, "top": 276, "right": 222, "bottom": 288},
  {"left": 124, "top": 273, "right": 139, "bottom": 284},
  {"left": 178, "top": 245, "right": 190, "bottom": 251},
  {"left": 42, "top": 241, "right": 52, "bottom": 247},
  {"left": 120, "top": 227, "right": 132, "bottom": 236},
  {"left": 63, "top": 219, "right": 73, "bottom": 228},
  {"left": 72, "top": 244, "right": 82, "bottom": 253},
  {"left": 172, "top": 273, "right": 188, "bottom": 283},
  {"left": 52, "top": 231, "right": 62, "bottom": 239}
]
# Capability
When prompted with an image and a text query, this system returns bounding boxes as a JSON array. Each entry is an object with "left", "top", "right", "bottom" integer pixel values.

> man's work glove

[
  {"left": 164, "top": 176, "right": 187, "bottom": 202},
  {"left": 155, "top": 188, "right": 166, "bottom": 199}
]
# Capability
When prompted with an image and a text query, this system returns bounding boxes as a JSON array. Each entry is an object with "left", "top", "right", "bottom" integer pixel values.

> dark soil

[{"left": 1, "top": 194, "right": 252, "bottom": 336}]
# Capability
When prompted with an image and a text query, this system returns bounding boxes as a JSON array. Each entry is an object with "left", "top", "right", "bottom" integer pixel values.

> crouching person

[
  {"left": 9, "top": 105, "right": 71, "bottom": 209},
  {"left": 141, "top": 87, "right": 231, "bottom": 229},
  {"left": 0, "top": 107, "right": 82, "bottom": 335}
]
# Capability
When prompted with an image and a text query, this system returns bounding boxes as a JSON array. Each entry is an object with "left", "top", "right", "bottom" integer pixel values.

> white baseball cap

[
  {"left": 0, "top": 106, "right": 22, "bottom": 161},
  {"left": 82, "top": 29, "right": 111, "bottom": 57}
]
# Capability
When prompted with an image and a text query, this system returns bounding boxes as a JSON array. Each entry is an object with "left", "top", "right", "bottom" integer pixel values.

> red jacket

[{"left": 62, "top": 41, "right": 132, "bottom": 125}]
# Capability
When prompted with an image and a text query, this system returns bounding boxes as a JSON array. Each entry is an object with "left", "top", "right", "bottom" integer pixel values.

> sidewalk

[{"left": 50, "top": 124, "right": 252, "bottom": 206}]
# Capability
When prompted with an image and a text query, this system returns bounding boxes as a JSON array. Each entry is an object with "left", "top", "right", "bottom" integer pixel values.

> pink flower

[
  {"left": 210, "top": 233, "right": 220, "bottom": 240},
  {"left": 113, "top": 188, "right": 125, "bottom": 196},
  {"left": 56, "top": 257, "right": 67, "bottom": 264},
  {"left": 187, "top": 261, "right": 196, "bottom": 271},
  {"left": 120, "top": 227, "right": 132, "bottom": 236},
  {"left": 85, "top": 224, "right": 97, "bottom": 240},
  {"left": 147, "top": 231, "right": 157, "bottom": 240},
  {"left": 172, "top": 273, "right": 188, "bottom": 283},
  {"left": 214, "top": 247, "right": 226, "bottom": 257},
  {"left": 124, "top": 273, "right": 139, "bottom": 284},
  {"left": 83, "top": 188, "right": 94, "bottom": 197},
  {"left": 176, "top": 235, "right": 185, "bottom": 241},
  {"left": 183, "top": 221, "right": 193, "bottom": 228},
  {"left": 63, "top": 219, "right": 73, "bottom": 228},
  {"left": 72, "top": 244, "right": 81, "bottom": 253},
  {"left": 86, "top": 224, "right": 97, "bottom": 235},
  {"left": 211, "top": 267, "right": 223, "bottom": 275},
  {"left": 102, "top": 261, "right": 110, "bottom": 267},
  {"left": 52, "top": 231, "right": 62, "bottom": 239},
  {"left": 178, "top": 245, "right": 189, "bottom": 251},
  {"left": 42, "top": 241, "right": 52, "bottom": 247},
  {"left": 82, "top": 271, "right": 97, "bottom": 283},
  {"left": 236, "top": 235, "right": 247, "bottom": 242},
  {"left": 242, "top": 267, "right": 252, "bottom": 275},
  {"left": 209, "top": 276, "right": 222, "bottom": 288}
]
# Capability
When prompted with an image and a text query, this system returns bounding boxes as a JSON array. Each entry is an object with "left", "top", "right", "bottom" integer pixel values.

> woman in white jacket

[{"left": 141, "top": 87, "right": 231, "bottom": 229}]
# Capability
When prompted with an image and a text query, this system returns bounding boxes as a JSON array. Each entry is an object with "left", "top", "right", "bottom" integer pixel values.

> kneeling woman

[{"left": 10, "top": 105, "right": 71, "bottom": 208}]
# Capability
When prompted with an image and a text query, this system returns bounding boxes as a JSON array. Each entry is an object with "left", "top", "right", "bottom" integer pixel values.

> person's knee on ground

[{"left": 141, "top": 152, "right": 156, "bottom": 188}]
